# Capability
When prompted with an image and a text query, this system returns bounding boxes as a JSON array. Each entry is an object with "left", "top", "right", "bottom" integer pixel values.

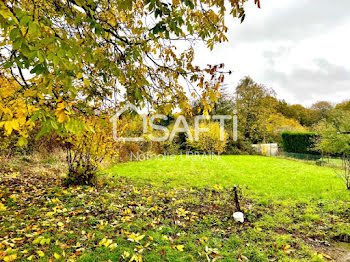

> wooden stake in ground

[{"left": 233, "top": 186, "right": 241, "bottom": 212}]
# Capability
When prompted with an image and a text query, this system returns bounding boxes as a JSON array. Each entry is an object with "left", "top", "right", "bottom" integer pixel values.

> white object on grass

[{"left": 233, "top": 212, "right": 244, "bottom": 223}]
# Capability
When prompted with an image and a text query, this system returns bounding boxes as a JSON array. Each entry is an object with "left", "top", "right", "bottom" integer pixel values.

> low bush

[
  {"left": 186, "top": 122, "right": 228, "bottom": 154},
  {"left": 63, "top": 115, "right": 118, "bottom": 186}
]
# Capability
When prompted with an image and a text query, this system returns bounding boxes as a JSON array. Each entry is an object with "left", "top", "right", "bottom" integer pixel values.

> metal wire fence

[{"left": 277, "top": 152, "right": 343, "bottom": 168}]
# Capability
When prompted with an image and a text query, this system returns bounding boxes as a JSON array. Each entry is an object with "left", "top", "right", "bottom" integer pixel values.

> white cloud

[
  {"left": 263, "top": 58, "right": 350, "bottom": 103},
  {"left": 194, "top": 0, "right": 350, "bottom": 106}
]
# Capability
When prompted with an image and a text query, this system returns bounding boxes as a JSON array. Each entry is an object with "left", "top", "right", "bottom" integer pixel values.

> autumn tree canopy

[
  {"left": 0, "top": 0, "right": 261, "bottom": 141},
  {"left": 235, "top": 76, "right": 277, "bottom": 143}
]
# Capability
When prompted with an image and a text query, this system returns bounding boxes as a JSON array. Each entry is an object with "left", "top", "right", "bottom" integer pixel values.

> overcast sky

[{"left": 194, "top": 0, "right": 350, "bottom": 107}]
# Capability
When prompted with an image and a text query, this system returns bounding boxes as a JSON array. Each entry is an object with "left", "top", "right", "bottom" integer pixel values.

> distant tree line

[{"left": 1, "top": 75, "right": 349, "bottom": 161}]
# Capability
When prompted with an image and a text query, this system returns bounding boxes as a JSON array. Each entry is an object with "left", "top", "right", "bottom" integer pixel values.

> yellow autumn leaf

[
  {"left": 176, "top": 207, "right": 188, "bottom": 216},
  {"left": 3, "top": 254, "right": 17, "bottom": 262},
  {"left": 55, "top": 102, "right": 67, "bottom": 123},
  {"left": 3, "top": 120, "right": 20, "bottom": 135},
  {"left": 36, "top": 250, "right": 45, "bottom": 257},
  {"left": 213, "top": 184, "right": 223, "bottom": 191},
  {"left": 54, "top": 252, "right": 61, "bottom": 259},
  {"left": 83, "top": 78, "right": 90, "bottom": 87},
  {"left": 127, "top": 233, "right": 145, "bottom": 242},
  {"left": 129, "top": 254, "right": 142, "bottom": 262},
  {"left": 0, "top": 86, "right": 14, "bottom": 98},
  {"left": 55, "top": 109, "right": 66, "bottom": 123},
  {"left": 23, "top": 88, "right": 36, "bottom": 97},
  {"left": 122, "top": 251, "right": 130, "bottom": 259},
  {"left": 199, "top": 236, "right": 208, "bottom": 244},
  {"left": 98, "top": 238, "right": 113, "bottom": 247},
  {"left": 109, "top": 243, "right": 118, "bottom": 250},
  {"left": 0, "top": 201, "right": 6, "bottom": 211},
  {"left": 284, "top": 245, "right": 291, "bottom": 250},
  {"left": 177, "top": 245, "right": 184, "bottom": 251},
  {"left": 170, "top": 244, "right": 185, "bottom": 251}
]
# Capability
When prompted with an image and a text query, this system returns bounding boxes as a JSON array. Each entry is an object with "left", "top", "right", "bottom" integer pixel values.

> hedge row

[{"left": 281, "top": 131, "right": 319, "bottom": 155}]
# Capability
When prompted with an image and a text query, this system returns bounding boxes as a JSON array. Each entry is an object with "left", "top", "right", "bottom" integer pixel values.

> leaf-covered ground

[{"left": 1, "top": 156, "right": 350, "bottom": 262}]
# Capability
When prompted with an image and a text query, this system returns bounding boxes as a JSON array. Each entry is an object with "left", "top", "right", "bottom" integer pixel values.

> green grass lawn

[{"left": 108, "top": 155, "right": 350, "bottom": 201}]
